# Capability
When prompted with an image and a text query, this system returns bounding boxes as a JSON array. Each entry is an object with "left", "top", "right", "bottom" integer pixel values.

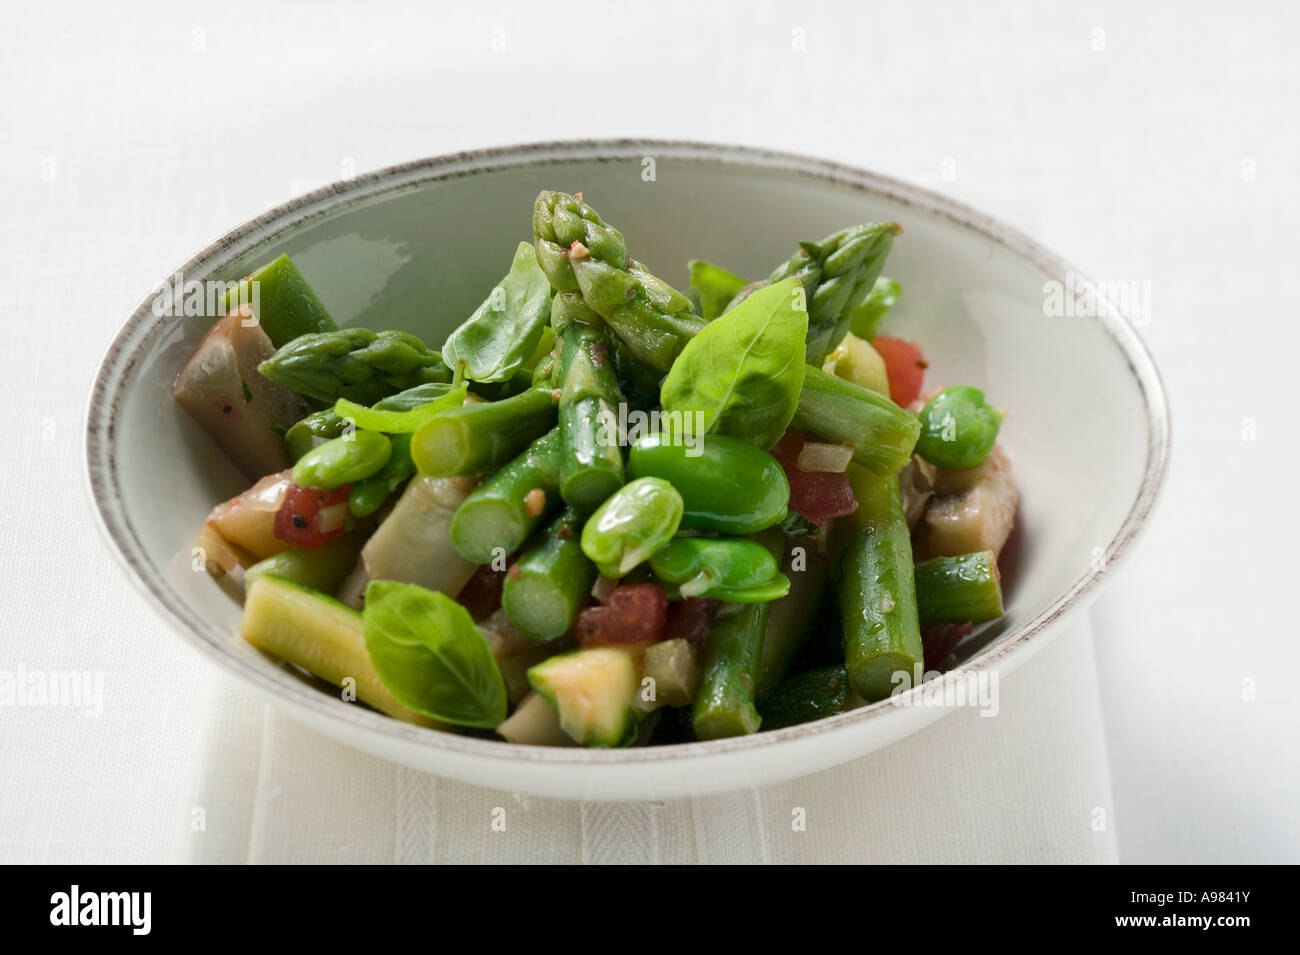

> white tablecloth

[
  {"left": 177, "top": 619, "right": 1115, "bottom": 865},
  {"left": 2, "top": 0, "right": 1297, "bottom": 864}
]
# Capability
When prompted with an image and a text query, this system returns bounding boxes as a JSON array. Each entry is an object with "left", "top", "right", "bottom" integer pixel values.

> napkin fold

[{"left": 175, "top": 616, "right": 1116, "bottom": 864}]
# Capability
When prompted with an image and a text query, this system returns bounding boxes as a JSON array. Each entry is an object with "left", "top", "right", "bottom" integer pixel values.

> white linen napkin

[{"left": 174, "top": 616, "right": 1116, "bottom": 864}]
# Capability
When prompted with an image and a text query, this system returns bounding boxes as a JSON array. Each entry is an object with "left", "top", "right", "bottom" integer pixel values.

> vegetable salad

[{"left": 176, "top": 190, "right": 1017, "bottom": 748}]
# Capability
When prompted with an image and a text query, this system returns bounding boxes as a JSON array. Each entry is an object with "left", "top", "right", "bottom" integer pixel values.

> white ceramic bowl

[{"left": 86, "top": 140, "right": 1169, "bottom": 801}]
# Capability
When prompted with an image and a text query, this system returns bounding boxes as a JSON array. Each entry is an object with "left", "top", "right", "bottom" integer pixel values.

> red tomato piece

[
  {"left": 273, "top": 483, "right": 351, "bottom": 547},
  {"left": 871, "top": 336, "right": 927, "bottom": 407},
  {"left": 663, "top": 597, "right": 718, "bottom": 646},
  {"left": 922, "top": 621, "right": 973, "bottom": 671},
  {"left": 575, "top": 583, "right": 669, "bottom": 648},
  {"left": 770, "top": 431, "right": 858, "bottom": 526}
]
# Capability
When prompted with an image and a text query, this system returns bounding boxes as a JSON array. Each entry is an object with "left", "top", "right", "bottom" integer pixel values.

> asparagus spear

[
  {"left": 838, "top": 465, "right": 924, "bottom": 702},
  {"left": 759, "top": 222, "right": 901, "bottom": 365},
  {"left": 448, "top": 428, "right": 563, "bottom": 564},
  {"left": 535, "top": 192, "right": 916, "bottom": 472},
  {"left": 914, "top": 551, "right": 1003, "bottom": 627},
  {"left": 692, "top": 602, "right": 769, "bottom": 739},
  {"left": 533, "top": 191, "right": 704, "bottom": 372},
  {"left": 792, "top": 366, "right": 921, "bottom": 475},
  {"left": 501, "top": 508, "right": 598, "bottom": 640},
  {"left": 552, "top": 292, "right": 626, "bottom": 511},
  {"left": 411, "top": 386, "right": 558, "bottom": 477},
  {"left": 259, "top": 327, "right": 452, "bottom": 405}
]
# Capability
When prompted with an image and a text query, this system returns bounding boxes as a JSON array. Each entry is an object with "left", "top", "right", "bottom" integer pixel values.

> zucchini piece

[
  {"left": 637, "top": 638, "right": 700, "bottom": 710},
  {"left": 757, "top": 664, "right": 864, "bottom": 730},
  {"left": 496, "top": 692, "right": 576, "bottom": 746},
  {"left": 527, "top": 647, "right": 640, "bottom": 747},
  {"left": 220, "top": 253, "right": 337, "bottom": 349},
  {"left": 240, "top": 576, "right": 434, "bottom": 726},
  {"left": 244, "top": 534, "right": 365, "bottom": 594}
]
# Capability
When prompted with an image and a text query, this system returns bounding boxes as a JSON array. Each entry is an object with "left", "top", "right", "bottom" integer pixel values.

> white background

[{"left": 2, "top": 1, "right": 1297, "bottom": 863}]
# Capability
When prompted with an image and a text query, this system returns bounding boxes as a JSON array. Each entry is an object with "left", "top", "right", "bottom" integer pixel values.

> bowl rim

[{"left": 84, "top": 138, "right": 1170, "bottom": 766}]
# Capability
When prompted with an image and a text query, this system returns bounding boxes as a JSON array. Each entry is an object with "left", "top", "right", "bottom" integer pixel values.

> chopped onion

[
  {"left": 591, "top": 575, "right": 619, "bottom": 604},
  {"left": 317, "top": 502, "right": 348, "bottom": 534},
  {"left": 796, "top": 442, "right": 854, "bottom": 473}
]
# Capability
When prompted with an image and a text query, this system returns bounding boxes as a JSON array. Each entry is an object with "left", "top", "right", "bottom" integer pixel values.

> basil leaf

[
  {"left": 363, "top": 580, "right": 507, "bottom": 728},
  {"left": 335, "top": 384, "right": 467, "bottom": 434},
  {"left": 848, "top": 276, "right": 901, "bottom": 341},
  {"left": 660, "top": 277, "right": 807, "bottom": 449},
  {"left": 687, "top": 259, "right": 749, "bottom": 321},
  {"left": 442, "top": 242, "right": 553, "bottom": 383}
]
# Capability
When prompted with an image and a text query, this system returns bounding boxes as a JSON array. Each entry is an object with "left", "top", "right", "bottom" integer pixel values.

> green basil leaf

[
  {"left": 363, "top": 580, "right": 507, "bottom": 728},
  {"left": 442, "top": 242, "right": 553, "bottom": 383},
  {"left": 660, "top": 277, "right": 807, "bottom": 449},
  {"left": 687, "top": 259, "right": 749, "bottom": 321},
  {"left": 848, "top": 276, "right": 901, "bottom": 341},
  {"left": 335, "top": 384, "right": 467, "bottom": 434}
]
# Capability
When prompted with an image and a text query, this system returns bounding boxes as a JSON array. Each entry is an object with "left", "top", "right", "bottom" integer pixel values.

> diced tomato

[
  {"left": 871, "top": 336, "right": 927, "bottom": 407},
  {"left": 663, "top": 597, "right": 718, "bottom": 646},
  {"left": 273, "top": 482, "right": 351, "bottom": 547},
  {"left": 575, "top": 583, "right": 668, "bottom": 648},
  {"left": 770, "top": 431, "right": 858, "bottom": 525},
  {"left": 458, "top": 563, "right": 507, "bottom": 620},
  {"left": 922, "top": 621, "right": 972, "bottom": 671}
]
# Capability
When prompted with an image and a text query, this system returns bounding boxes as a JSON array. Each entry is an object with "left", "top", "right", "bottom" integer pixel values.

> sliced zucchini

[
  {"left": 240, "top": 576, "right": 434, "bottom": 726},
  {"left": 527, "top": 647, "right": 640, "bottom": 747}
]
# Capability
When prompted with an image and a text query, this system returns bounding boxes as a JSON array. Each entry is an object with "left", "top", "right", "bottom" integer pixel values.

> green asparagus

[
  {"left": 553, "top": 292, "right": 625, "bottom": 511},
  {"left": 758, "top": 222, "right": 901, "bottom": 365},
  {"left": 838, "top": 465, "right": 924, "bottom": 702},
  {"left": 448, "top": 428, "right": 563, "bottom": 564},
  {"left": 914, "top": 551, "right": 1004, "bottom": 627},
  {"left": 793, "top": 366, "right": 921, "bottom": 475},
  {"left": 533, "top": 191, "right": 704, "bottom": 372},
  {"left": 259, "top": 327, "right": 452, "bottom": 405},
  {"left": 501, "top": 508, "right": 598, "bottom": 640},
  {"left": 692, "top": 602, "right": 768, "bottom": 739},
  {"left": 411, "top": 386, "right": 558, "bottom": 477}
]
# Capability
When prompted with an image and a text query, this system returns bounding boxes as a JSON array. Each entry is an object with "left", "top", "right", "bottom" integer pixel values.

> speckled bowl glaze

[{"left": 85, "top": 140, "right": 1169, "bottom": 800}]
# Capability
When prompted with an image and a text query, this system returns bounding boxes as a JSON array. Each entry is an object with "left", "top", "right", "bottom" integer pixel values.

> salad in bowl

[{"left": 176, "top": 189, "right": 1015, "bottom": 749}]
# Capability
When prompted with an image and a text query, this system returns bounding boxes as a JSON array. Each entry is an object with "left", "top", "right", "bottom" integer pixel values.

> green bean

[
  {"left": 915, "top": 386, "right": 1005, "bottom": 470},
  {"left": 627, "top": 433, "right": 789, "bottom": 534},
  {"left": 291, "top": 429, "right": 391, "bottom": 490},
  {"left": 411, "top": 386, "right": 558, "bottom": 477},
  {"left": 347, "top": 432, "right": 417, "bottom": 517},
  {"left": 649, "top": 538, "right": 779, "bottom": 598},
  {"left": 838, "top": 465, "right": 924, "bottom": 702},
  {"left": 792, "top": 366, "right": 921, "bottom": 475},
  {"left": 554, "top": 293, "right": 625, "bottom": 511},
  {"left": 501, "top": 509, "right": 598, "bottom": 640},
  {"left": 449, "top": 429, "right": 562, "bottom": 564},
  {"left": 692, "top": 602, "right": 768, "bottom": 739},
  {"left": 914, "top": 551, "right": 1003, "bottom": 626},
  {"left": 579, "top": 477, "right": 683, "bottom": 578}
]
